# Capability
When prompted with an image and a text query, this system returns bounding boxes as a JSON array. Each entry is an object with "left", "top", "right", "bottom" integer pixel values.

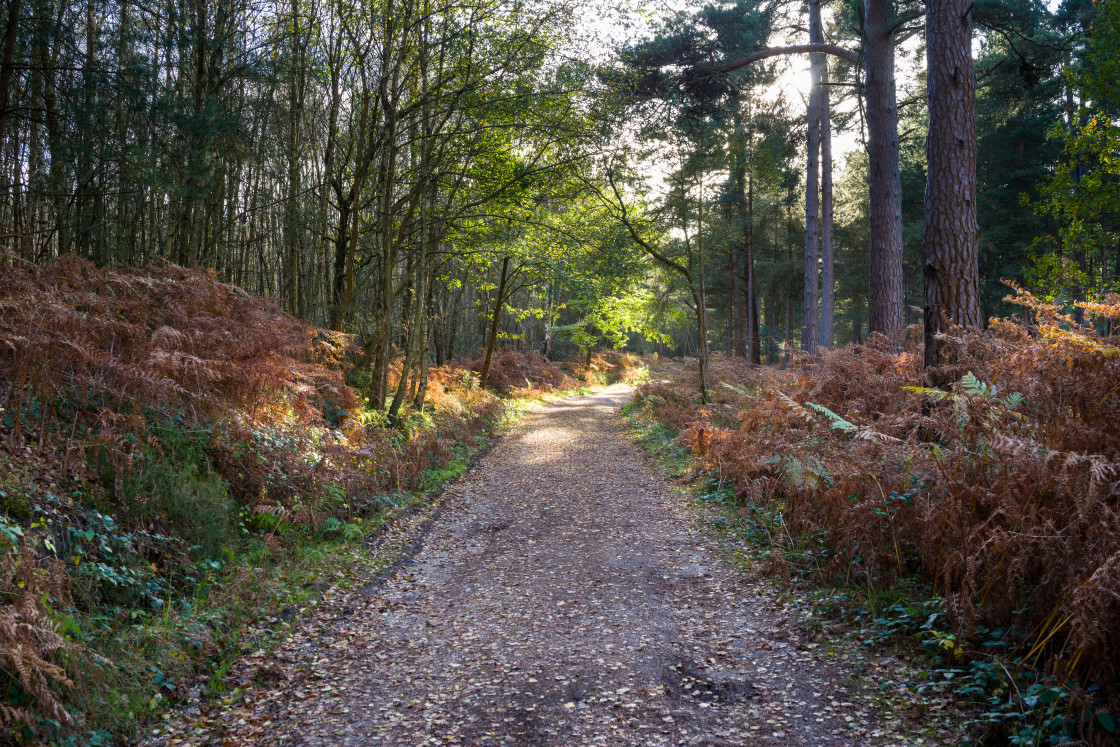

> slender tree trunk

[
  {"left": 765, "top": 286, "right": 774, "bottom": 363},
  {"left": 694, "top": 287, "right": 712, "bottom": 402},
  {"left": 413, "top": 267, "right": 434, "bottom": 410},
  {"left": 802, "top": 0, "right": 822, "bottom": 355},
  {"left": 784, "top": 197, "right": 793, "bottom": 367},
  {"left": 864, "top": 0, "right": 905, "bottom": 337},
  {"left": 480, "top": 256, "right": 510, "bottom": 386},
  {"left": 727, "top": 236, "right": 738, "bottom": 356},
  {"left": 819, "top": 51, "right": 835, "bottom": 348},
  {"left": 285, "top": 0, "right": 305, "bottom": 316},
  {"left": 0, "top": 0, "right": 21, "bottom": 145},
  {"left": 731, "top": 117, "right": 746, "bottom": 358},
  {"left": 42, "top": 0, "right": 68, "bottom": 257},
  {"left": 746, "top": 175, "right": 759, "bottom": 364},
  {"left": 391, "top": 249, "right": 429, "bottom": 420},
  {"left": 329, "top": 189, "right": 352, "bottom": 330},
  {"left": 922, "top": 0, "right": 981, "bottom": 382},
  {"left": 696, "top": 189, "right": 712, "bottom": 402}
]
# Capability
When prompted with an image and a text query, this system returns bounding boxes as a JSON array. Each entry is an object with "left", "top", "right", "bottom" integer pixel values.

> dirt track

[{"left": 158, "top": 385, "right": 893, "bottom": 745}]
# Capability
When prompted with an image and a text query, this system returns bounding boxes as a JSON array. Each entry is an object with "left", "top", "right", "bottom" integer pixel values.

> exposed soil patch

[{"left": 147, "top": 386, "right": 898, "bottom": 745}]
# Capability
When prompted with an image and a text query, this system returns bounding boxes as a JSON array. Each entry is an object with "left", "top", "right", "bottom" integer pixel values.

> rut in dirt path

[{"left": 198, "top": 386, "right": 890, "bottom": 745}]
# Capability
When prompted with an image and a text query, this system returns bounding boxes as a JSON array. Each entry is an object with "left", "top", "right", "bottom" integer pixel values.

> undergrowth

[
  {"left": 0, "top": 252, "right": 622, "bottom": 744},
  {"left": 626, "top": 286, "right": 1120, "bottom": 747}
]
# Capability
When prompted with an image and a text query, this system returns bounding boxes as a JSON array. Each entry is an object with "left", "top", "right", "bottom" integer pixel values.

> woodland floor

[{"left": 147, "top": 386, "right": 925, "bottom": 746}]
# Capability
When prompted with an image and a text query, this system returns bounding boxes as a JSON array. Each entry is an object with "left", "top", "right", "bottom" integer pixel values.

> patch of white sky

[{"left": 560, "top": 0, "right": 930, "bottom": 194}]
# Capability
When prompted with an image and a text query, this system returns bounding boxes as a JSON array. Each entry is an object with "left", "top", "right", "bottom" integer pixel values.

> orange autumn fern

[
  {"left": 0, "top": 547, "right": 82, "bottom": 734},
  {"left": 638, "top": 287, "right": 1120, "bottom": 706}
]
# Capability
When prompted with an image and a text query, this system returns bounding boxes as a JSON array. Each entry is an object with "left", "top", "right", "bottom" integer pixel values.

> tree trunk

[
  {"left": 765, "top": 286, "right": 774, "bottom": 363},
  {"left": 696, "top": 189, "right": 712, "bottom": 402},
  {"left": 328, "top": 188, "right": 352, "bottom": 331},
  {"left": 727, "top": 240, "right": 738, "bottom": 357},
  {"left": 732, "top": 118, "right": 747, "bottom": 358},
  {"left": 784, "top": 196, "right": 793, "bottom": 367},
  {"left": 285, "top": 0, "right": 305, "bottom": 316},
  {"left": 802, "top": 0, "right": 822, "bottom": 356},
  {"left": 391, "top": 249, "right": 431, "bottom": 421},
  {"left": 694, "top": 286, "right": 712, "bottom": 402},
  {"left": 922, "top": 0, "right": 981, "bottom": 382},
  {"left": 864, "top": 0, "right": 905, "bottom": 338},
  {"left": 0, "top": 0, "right": 21, "bottom": 145},
  {"left": 746, "top": 175, "right": 759, "bottom": 364},
  {"left": 819, "top": 50, "right": 835, "bottom": 348},
  {"left": 480, "top": 256, "right": 510, "bottom": 386}
]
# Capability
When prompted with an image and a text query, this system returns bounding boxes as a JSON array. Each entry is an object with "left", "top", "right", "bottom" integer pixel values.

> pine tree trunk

[
  {"left": 765, "top": 287, "right": 774, "bottom": 364},
  {"left": 732, "top": 116, "right": 747, "bottom": 358},
  {"left": 802, "top": 0, "right": 822, "bottom": 355},
  {"left": 695, "top": 285, "right": 712, "bottom": 402},
  {"left": 865, "top": 0, "right": 905, "bottom": 338},
  {"left": 923, "top": 0, "right": 981, "bottom": 381},
  {"left": 784, "top": 197, "right": 793, "bottom": 367},
  {"left": 696, "top": 192, "right": 712, "bottom": 403},
  {"left": 747, "top": 176, "right": 760, "bottom": 365},
  {"left": 819, "top": 51, "right": 835, "bottom": 348},
  {"left": 727, "top": 233, "right": 738, "bottom": 356}
]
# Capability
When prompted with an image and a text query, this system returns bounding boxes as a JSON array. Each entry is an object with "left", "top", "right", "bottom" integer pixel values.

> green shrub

[
  {"left": 0, "top": 476, "right": 33, "bottom": 520},
  {"left": 123, "top": 438, "right": 235, "bottom": 562}
]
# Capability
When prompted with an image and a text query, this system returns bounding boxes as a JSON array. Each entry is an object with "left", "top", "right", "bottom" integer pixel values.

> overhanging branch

[{"left": 709, "top": 43, "right": 860, "bottom": 77}]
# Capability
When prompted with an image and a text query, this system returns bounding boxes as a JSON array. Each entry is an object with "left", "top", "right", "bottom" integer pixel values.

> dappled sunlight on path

[{"left": 154, "top": 385, "right": 893, "bottom": 745}]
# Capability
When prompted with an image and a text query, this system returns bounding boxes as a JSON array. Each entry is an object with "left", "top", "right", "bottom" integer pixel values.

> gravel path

[{"left": 189, "top": 385, "right": 890, "bottom": 745}]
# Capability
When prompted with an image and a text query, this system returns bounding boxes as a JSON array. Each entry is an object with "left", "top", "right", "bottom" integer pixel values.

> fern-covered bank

[
  {"left": 625, "top": 291, "right": 1120, "bottom": 746},
  {"left": 0, "top": 254, "right": 641, "bottom": 744}
]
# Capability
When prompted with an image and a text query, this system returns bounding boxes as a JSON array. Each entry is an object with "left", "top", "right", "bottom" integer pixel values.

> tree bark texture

[
  {"left": 696, "top": 192, "right": 712, "bottom": 403},
  {"left": 864, "top": 0, "right": 905, "bottom": 338},
  {"left": 923, "top": 0, "right": 981, "bottom": 379},
  {"left": 801, "top": 0, "right": 822, "bottom": 356},
  {"left": 818, "top": 17, "right": 835, "bottom": 349},
  {"left": 733, "top": 134, "right": 747, "bottom": 358},
  {"left": 746, "top": 175, "right": 759, "bottom": 364}
]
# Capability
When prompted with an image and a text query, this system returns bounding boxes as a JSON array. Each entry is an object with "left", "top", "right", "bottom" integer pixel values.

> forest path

[{"left": 182, "top": 386, "right": 890, "bottom": 745}]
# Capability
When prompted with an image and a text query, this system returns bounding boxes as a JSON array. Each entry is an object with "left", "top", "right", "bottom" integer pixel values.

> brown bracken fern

[{"left": 637, "top": 285, "right": 1120, "bottom": 715}]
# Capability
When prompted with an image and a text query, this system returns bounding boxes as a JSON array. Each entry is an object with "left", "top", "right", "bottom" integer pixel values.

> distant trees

[
  {"left": 0, "top": 0, "right": 1113, "bottom": 395},
  {"left": 714, "top": 7, "right": 912, "bottom": 342},
  {"left": 1033, "top": 0, "right": 1120, "bottom": 315},
  {"left": 0, "top": 0, "right": 649, "bottom": 407}
]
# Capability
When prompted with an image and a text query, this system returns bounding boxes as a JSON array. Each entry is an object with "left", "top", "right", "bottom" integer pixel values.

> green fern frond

[
  {"left": 961, "top": 371, "right": 997, "bottom": 398},
  {"left": 721, "top": 382, "right": 748, "bottom": 396},
  {"left": 777, "top": 392, "right": 809, "bottom": 415},
  {"left": 1001, "top": 391, "right": 1025, "bottom": 412},
  {"left": 805, "top": 401, "right": 859, "bottom": 435}
]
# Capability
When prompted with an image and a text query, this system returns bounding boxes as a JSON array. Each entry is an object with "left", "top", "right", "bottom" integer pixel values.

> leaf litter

[{"left": 146, "top": 386, "right": 954, "bottom": 745}]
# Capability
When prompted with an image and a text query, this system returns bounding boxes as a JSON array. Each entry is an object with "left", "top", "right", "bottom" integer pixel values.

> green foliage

[
  {"left": 803, "top": 401, "right": 858, "bottom": 436},
  {"left": 0, "top": 475, "right": 33, "bottom": 520},
  {"left": 1030, "top": 0, "right": 1120, "bottom": 305},
  {"left": 555, "top": 291, "right": 668, "bottom": 355},
  {"left": 126, "top": 459, "right": 234, "bottom": 562}
]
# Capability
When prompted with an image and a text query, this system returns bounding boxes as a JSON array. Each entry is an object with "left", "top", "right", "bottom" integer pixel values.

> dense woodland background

[
  {"left": 1, "top": 0, "right": 1120, "bottom": 740},
  {"left": 0, "top": 0, "right": 1116, "bottom": 375}
]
